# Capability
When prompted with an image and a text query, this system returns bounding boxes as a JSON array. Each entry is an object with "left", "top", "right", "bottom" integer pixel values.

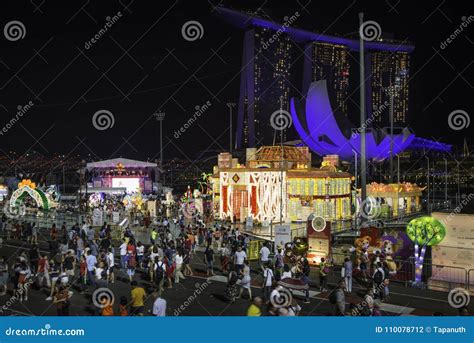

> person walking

[
  {"left": 262, "top": 263, "right": 274, "bottom": 303},
  {"left": 106, "top": 248, "right": 115, "bottom": 284},
  {"left": 204, "top": 245, "right": 215, "bottom": 276},
  {"left": 238, "top": 259, "right": 252, "bottom": 299},
  {"left": 319, "top": 257, "right": 329, "bottom": 292},
  {"left": 273, "top": 248, "right": 284, "bottom": 281},
  {"left": 86, "top": 250, "right": 97, "bottom": 287},
  {"left": 154, "top": 257, "right": 166, "bottom": 294},
  {"left": 174, "top": 250, "right": 185, "bottom": 283},
  {"left": 372, "top": 262, "right": 385, "bottom": 300},
  {"left": 218, "top": 242, "right": 230, "bottom": 273},
  {"left": 119, "top": 239, "right": 127, "bottom": 270},
  {"left": 343, "top": 257, "right": 353, "bottom": 293},
  {"left": 331, "top": 279, "right": 346, "bottom": 316},
  {"left": 152, "top": 291, "right": 167, "bottom": 316},
  {"left": 53, "top": 284, "right": 70, "bottom": 316},
  {"left": 298, "top": 258, "right": 311, "bottom": 304},
  {"left": 0, "top": 256, "right": 8, "bottom": 296},
  {"left": 259, "top": 243, "right": 271, "bottom": 272},
  {"left": 130, "top": 281, "right": 146, "bottom": 316},
  {"left": 233, "top": 246, "right": 246, "bottom": 274},
  {"left": 37, "top": 253, "right": 51, "bottom": 290},
  {"left": 247, "top": 297, "right": 262, "bottom": 316}
]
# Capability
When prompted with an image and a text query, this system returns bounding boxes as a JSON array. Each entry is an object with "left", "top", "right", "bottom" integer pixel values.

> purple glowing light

[{"left": 290, "top": 80, "right": 415, "bottom": 160}]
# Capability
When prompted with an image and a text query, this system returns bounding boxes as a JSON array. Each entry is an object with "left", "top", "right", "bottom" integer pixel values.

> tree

[{"left": 406, "top": 216, "right": 446, "bottom": 284}]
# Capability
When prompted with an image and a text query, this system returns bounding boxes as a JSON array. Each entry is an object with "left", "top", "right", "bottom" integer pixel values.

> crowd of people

[{"left": 1, "top": 211, "right": 468, "bottom": 317}]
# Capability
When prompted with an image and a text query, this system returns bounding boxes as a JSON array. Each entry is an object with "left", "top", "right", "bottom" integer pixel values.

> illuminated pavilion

[{"left": 211, "top": 147, "right": 352, "bottom": 224}]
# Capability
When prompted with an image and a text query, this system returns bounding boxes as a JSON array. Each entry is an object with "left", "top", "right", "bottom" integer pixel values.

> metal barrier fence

[
  {"left": 329, "top": 252, "right": 471, "bottom": 291},
  {"left": 1, "top": 210, "right": 81, "bottom": 229},
  {"left": 469, "top": 269, "right": 474, "bottom": 293}
]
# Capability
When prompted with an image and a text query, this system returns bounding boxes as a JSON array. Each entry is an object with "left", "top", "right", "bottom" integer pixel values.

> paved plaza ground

[{"left": 0, "top": 224, "right": 471, "bottom": 317}]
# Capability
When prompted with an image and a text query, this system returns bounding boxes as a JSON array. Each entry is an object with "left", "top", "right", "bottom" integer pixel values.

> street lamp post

[
  {"left": 352, "top": 149, "right": 358, "bottom": 232},
  {"left": 457, "top": 161, "right": 461, "bottom": 207},
  {"left": 154, "top": 111, "right": 165, "bottom": 185},
  {"left": 397, "top": 154, "right": 400, "bottom": 184},
  {"left": 279, "top": 96, "right": 284, "bottom": 225},
  {"left": 359, "top": 13, "right": 367, "bottom": 224},
  {"left": 425, "top": 156, "right": 430, "bottom": 214},
  {"left": 226, "top": 103, "right": 236, "bottom": 153},
  {"left": 388, "top": 88, "right": 395, "bottom": 183},
  {"left": 442, "top": 158, "right": 448, "bottom": 207}
]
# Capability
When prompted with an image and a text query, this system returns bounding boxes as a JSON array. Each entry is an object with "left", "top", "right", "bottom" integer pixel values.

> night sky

[{"left": 0, "top": 0, "right": 472, "bottom": 161}]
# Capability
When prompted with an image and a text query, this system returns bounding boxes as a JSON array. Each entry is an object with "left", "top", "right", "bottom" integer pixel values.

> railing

[
  {"left": 469, "top": 269, "right": 474, "bottom": 293},
  {"left": 328, "top": 252, "right": 471, "bottom": 291}
]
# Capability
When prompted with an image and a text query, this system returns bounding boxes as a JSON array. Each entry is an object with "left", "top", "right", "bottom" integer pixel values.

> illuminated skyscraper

[
  {"left": 306, "top": 42, "right": 351, "bottom": 117},
  {"left": 236, "top": 27, "right": 292, "bottom": 148},
  {"left": 217, "top": 7, "right": 414, "bottom": 148},
  {"left": 368, "top": 51, "right": 410, "bottom": 127}
]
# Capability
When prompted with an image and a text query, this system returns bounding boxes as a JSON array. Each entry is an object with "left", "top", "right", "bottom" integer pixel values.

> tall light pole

[
  {"left": 352, "top": 149, "right": 358, "bottom": 232},
  {"left": 457, "top": 161, "right": 460, "bottom": 207},
  {"left": 279, "top": 96, "right": 284, "bottom": 225},
  {"left": 397, "top": 154, "right": 400, "bottom": 185},
  {"left": 226, "top": 103, "right": 236, "bottom": 153},
  {"left": 425, "top": 156, "right": 430, "bottom": 214},
  {"left": 154, "top": 111, "right": 165, "bottom": 184},
  {"left": 432, "top": 161, "right": 436, "bottom": 209},
  {"left": 352, "top": 149, "right": 358, "bottom": 190},
  {"left": 359, "top": 13, "right": 367, "bottom": 223},
  {"left": 384, "top": 86, "right": 397, "bottom": 183},
  {"left": 442, "top": 158, "right": 448, "bottom": 207}
]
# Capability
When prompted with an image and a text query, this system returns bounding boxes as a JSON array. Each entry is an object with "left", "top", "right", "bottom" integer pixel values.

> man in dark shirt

[{"left": 204, "top": 246, "right": 214, "bottom": 276}]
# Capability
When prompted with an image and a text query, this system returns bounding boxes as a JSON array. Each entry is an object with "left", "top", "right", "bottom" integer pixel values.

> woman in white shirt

[
  {"left": 136, "top": 242, "right": 145, "bottom": 268},
  {"left": 174, "top": 251, "right": 185, "bottom": 283},
  {"left": 238, "top": 260, "right": 252, "bottom": 299}
]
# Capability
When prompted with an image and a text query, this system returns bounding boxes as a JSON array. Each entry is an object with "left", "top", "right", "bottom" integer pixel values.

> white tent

[{"left": 86, "top": 158, "right": 158, "bottom": 170}]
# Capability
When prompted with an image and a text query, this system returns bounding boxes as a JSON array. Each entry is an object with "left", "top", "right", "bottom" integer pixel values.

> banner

[{"left": 0, "top": 317, "right": 471, "bottom": 343}]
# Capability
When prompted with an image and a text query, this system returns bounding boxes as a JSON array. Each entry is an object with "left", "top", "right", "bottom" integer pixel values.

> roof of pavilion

[{"left": 86, "top": 158, "right": 157, "bottom": 169}]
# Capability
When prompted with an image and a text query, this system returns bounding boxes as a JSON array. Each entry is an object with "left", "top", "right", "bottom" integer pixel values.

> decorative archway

[{"left": 10, "top": 179, "right": 50, "bottom": 212}]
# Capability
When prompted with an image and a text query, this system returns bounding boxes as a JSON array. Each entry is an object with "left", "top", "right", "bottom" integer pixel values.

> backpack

[
  {"left": 274, "top": 254, "right": 283, "bottom": 269},
  {"left": 373, "top": 268, "right": 384, "bottom": 285},
  {"left": 155, "top": 262, "right": 165, "bottom": 280},
  {"left": 329, "top": 290, "right": 338, "bottom": 304},
  {"left": 127, "top": 255, "right": 136, "bottom": 268}
]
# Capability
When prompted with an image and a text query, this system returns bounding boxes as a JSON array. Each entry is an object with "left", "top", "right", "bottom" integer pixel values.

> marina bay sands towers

[{"left": 216, "top": 8, "right": 413, "bottom": 149}]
